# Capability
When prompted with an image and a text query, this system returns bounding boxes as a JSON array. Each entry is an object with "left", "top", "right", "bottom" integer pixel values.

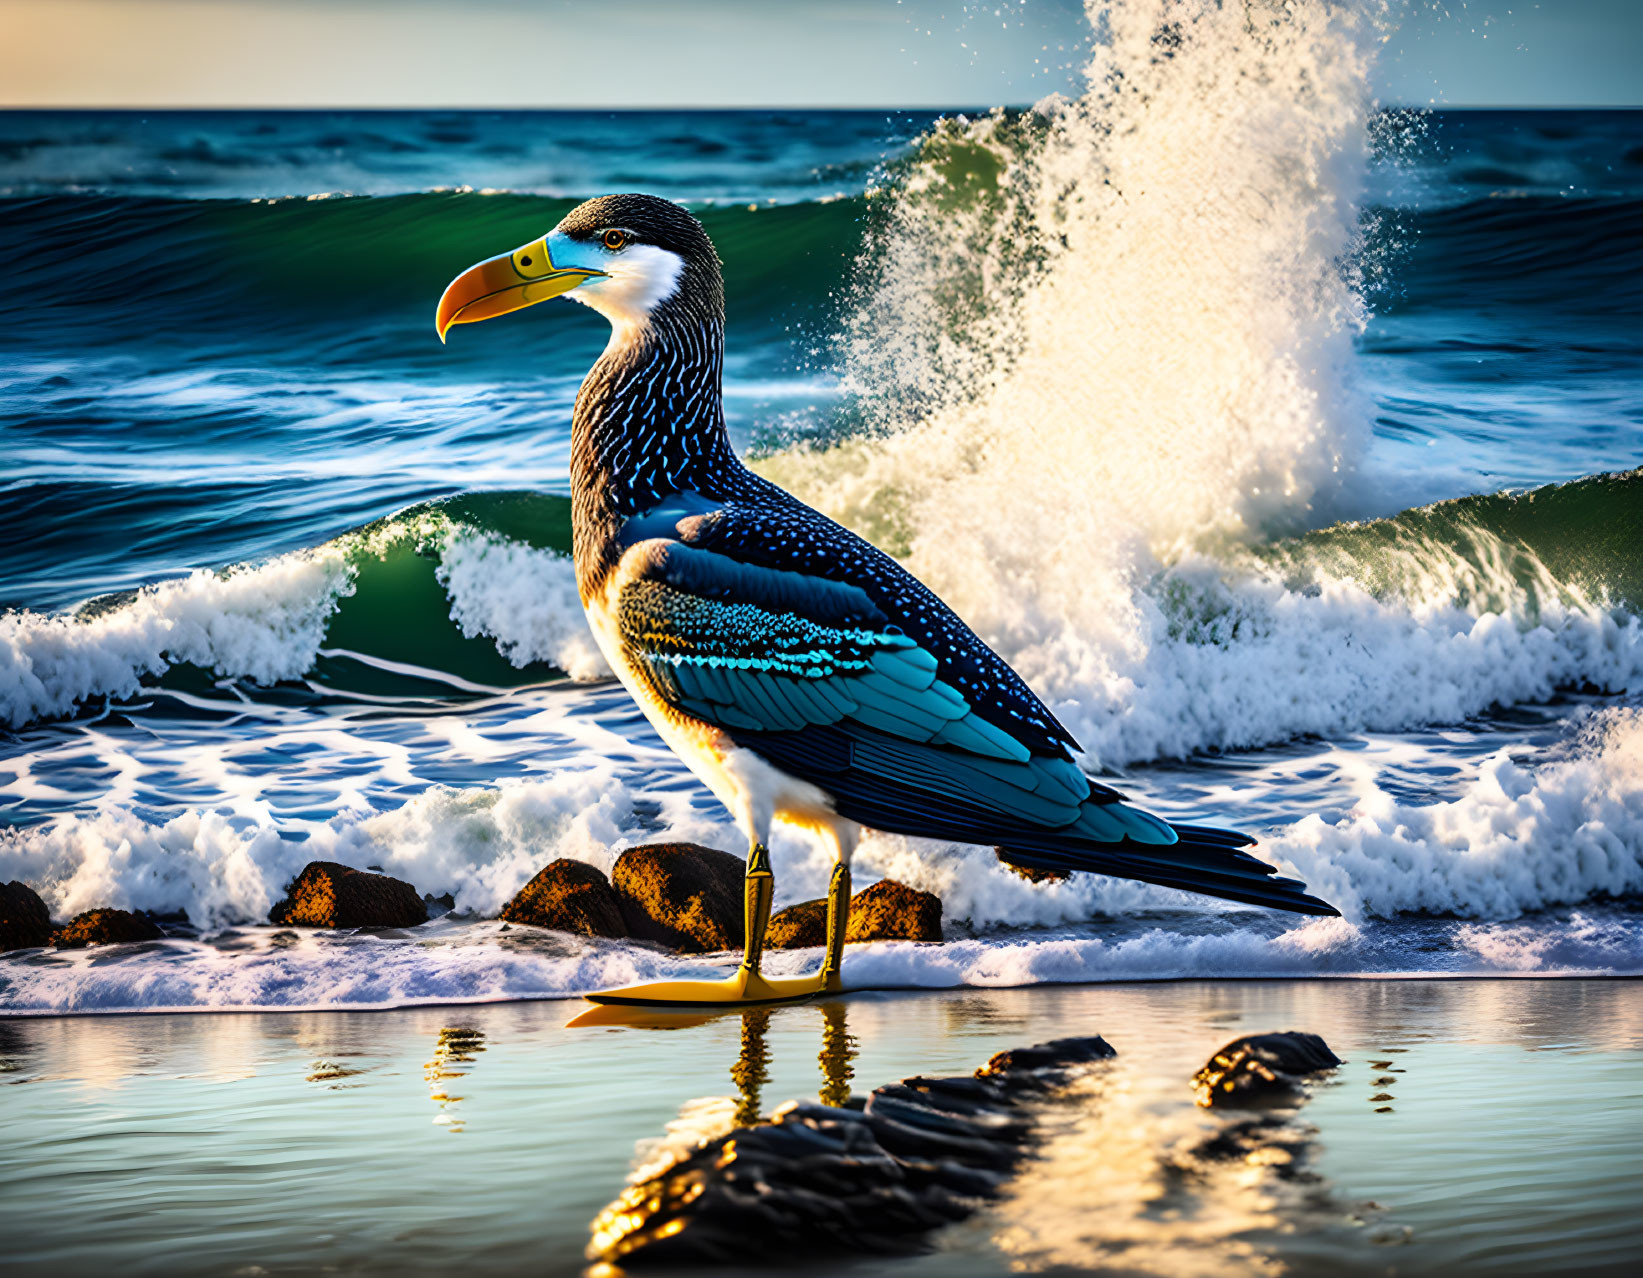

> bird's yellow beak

[{"left": 435, "top": 234, "right": 606, "bottom": 342}]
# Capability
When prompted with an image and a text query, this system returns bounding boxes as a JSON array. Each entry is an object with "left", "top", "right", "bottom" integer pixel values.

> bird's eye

[{"left": 602, "top": 229, "right": 629, "bottom": 251}]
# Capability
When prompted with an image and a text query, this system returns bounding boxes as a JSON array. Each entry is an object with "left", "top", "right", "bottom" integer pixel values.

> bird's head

[{"left": 435, "top": 193, "right": 722, "bottom": 344}]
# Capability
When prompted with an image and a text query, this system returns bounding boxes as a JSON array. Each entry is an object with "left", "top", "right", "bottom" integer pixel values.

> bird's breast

[
  {"left": 584, "top": 579, "right": 740, "bottom": 801},
  {"left": 583, "top": 566, "right": 840, "bottom": 840}
]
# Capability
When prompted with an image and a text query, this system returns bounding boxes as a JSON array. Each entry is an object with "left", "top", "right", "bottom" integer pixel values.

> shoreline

[{"left": 4, "top": 967, "right": 1640, "bottom": 1021}]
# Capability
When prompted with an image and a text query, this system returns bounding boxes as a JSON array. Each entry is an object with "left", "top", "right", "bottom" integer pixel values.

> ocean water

[
  {"left": 3, "top": 1, "right": 1643, "bottom": 1014},
  {"left": 3, "top": 982, "right": 1641, "bottom": 1276}
]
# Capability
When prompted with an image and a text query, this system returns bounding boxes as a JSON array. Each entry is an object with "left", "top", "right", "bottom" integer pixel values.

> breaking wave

[
  {"left": 1269, "top": 707, "right": 1643, "bottom": 919},
  {"left": 4, "top": 469, "right": 1639, "bottom": 759},
  {"left": 0, "top": 493, "right": 606, "bottom": 727}
]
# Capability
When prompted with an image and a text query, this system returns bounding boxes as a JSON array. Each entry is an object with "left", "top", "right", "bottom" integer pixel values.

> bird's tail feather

[
  {"left": 735, "top": 726, "right": 1338, "bottom": 915},
  {"left": 996, "top": 820, "right": 1339, "bottom": 917}
]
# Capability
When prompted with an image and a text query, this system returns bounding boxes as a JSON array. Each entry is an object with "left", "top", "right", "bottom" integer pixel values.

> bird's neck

[{"left": 570, "top": 308, "right": 738, "bottom": 596}]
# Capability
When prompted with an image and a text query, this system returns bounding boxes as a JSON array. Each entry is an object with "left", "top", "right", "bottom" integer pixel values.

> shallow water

[{"left": 3, "top": 980, "right": 1639, "bottom": 1277}]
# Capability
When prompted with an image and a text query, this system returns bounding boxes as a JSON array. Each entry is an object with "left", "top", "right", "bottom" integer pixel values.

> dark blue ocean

[{"left": 2, "top": 89, "right": 1641, "bottom": 1012}]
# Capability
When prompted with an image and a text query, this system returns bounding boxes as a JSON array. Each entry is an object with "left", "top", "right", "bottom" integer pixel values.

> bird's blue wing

[
  {"left": 612, "top": 535, "right": 1172, "bottom": 842},
  {"left": 659, "top": 490, "right": 1085, "bottom": 760}
]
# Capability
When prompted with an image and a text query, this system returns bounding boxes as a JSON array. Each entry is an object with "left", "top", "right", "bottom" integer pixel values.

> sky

[{"left": 0, "top": 0, "right": 1637, "bottom": 109}]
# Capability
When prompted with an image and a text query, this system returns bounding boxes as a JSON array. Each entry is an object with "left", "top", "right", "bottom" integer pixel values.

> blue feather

[
  {"left": 870, "top": 649, "right": 937, "bottom": 690},
  {"left": 849, "top": 734, "right": 1083, "bottom": 826},
  {"left": 1029, "top": 756, "right": 1092, "bottom": 808},
  {"left": 808, "top": 679, "right": 859, "bottom": 717},
  {"left": 932, "top": 715, "right": 1031, "bottom": 762},
  {"left": 847, "top": 700, "right": 943, "bottom": 740},
  {"left": 745, "top": 670, "right": 812, "bottom": 731}
]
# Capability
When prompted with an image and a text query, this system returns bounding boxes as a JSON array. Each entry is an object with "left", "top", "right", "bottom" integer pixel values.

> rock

[
  {"left": 51, "top": 908, "right": 164, "bottom": 949},
  {"left": 978, "top": 1035, "right": 1116, "bottom": 1079},
  {"left": 587, "top": 1031, "right": 1117, "bottom": 1265},
  {"left": 845, "top": 879, "right": 942, "bottom": 943},
  {"left": 500, "top": 860, "right": 627, "bottom": 938},
  {"left": 1192, "top": 1031, "right": 1341, "bottom": 1109},
  {"left": 612, "top": 843, "right": 744, "bottom": 953},
  {"left": 1, "top": 881, "right": 53, "bottom": 952},
  {"left": 765, "top": 898, "right": 827, "bottom": 949},
  {"left": 766, "top": 881, "right": 944, "bottom": 950},
  {"left": 269, "top": 861, "right": 428, "bottom": 929}
]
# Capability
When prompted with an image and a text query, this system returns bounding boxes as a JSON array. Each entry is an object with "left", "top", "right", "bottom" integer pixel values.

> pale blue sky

[{"left": 0, "top": 0, "right": 1637, "bottom": 108}]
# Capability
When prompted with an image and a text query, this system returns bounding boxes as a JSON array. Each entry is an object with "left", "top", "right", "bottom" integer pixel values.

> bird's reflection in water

[
  {"left": 425, "top": 1026, "right": 486, "bottom": 1132},
  {"left": 728, "top": 1002, "right": 858, "bottom": 1121},
  {"left": 617, "top": 1000, "right": 859, "bottom": 1185},
  {"left": 728, "top": 1009, "right": 771, "bottom": 1125},
  {"left": 817, "top": 1001, "right": 857, "bottom": 1108}
]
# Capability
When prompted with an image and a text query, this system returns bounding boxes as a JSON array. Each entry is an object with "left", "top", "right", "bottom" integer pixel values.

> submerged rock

[
  {"left": 846, "top": 879, "right": 942, "bottom": 943},
  {"left": 613, "top": 843, "right": 744, "bottom": 954},
  {"left": 587, "top": 1034, "right": 1113, "bottom": 1267},
  {"left": 764, "top": 898, "right": 826, "bottom": 950},
  {"left": 1, "top": 881, "right": 53, "bottom": 952},
  {"left": 269, "top": 861, "right": 428, "bottom": 929},
  {"left": 1192, "top": 1031, "right": 1342, "bottom": 1109},
  {"left": 52, "top": 908, "right": 164, "bottom": 949},
  {"left": 979, "top": 1035, "right": 1116, "bottom": 1078},
  {"left": 501, "top": 860, "right": 627, "bottom": 938}
]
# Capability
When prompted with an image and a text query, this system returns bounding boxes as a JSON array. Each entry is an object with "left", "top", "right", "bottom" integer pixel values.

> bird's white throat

[{"left": 570, "top": 242, "right": 686, "bottom": 342}]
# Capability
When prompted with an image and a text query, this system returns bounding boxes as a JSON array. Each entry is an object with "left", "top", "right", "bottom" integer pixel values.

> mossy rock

[
  {"left": 846, "top": 880, "right": 942, "bottom": 943},
  {"left": 765, "top": 898, "right": 827, "bottom": 950},
  {"left": 612, "top": 843, "right": 744, "bottom": 954},
  {"left": 501, "top": 859, "right": 627, "bottom": 938},
  {"left": 52, "top": 908, "right": 164, "bottom": 949},
  {"left": 270, "top": 862, "right": 428, "bottom": 929}
]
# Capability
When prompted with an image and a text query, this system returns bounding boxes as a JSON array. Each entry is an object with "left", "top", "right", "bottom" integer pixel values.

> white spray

[{"left": 764, "top": 0, "right": 1641, "bottom": 767}]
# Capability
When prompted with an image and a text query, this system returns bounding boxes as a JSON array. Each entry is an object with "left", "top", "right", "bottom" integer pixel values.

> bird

[{"left": 435, "top": 193, "right": 1338, "bottom": 1007}]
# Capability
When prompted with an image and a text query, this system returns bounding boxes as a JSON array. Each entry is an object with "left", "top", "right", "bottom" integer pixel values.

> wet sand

[{"left": 3, "top": 979, "right": 1640, "bottom": 1277}]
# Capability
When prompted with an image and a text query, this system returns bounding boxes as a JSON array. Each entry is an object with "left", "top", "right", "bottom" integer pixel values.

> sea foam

[
  {"left": 3, "top": 762, "right": 722, "bottom": 929},
  {"left": 436, "top": 529, "right": 608, "bottom": 680},
  {"left": 6, "top": 705, "right": 1640, "bottom": 1015},
  {"left": 1270, "top": 707, "right": 1643, "bottom": 920},
  {"left": 4, "top": 708, "right": 1638, "bottom": 949},
  {"left": 0, "top": 551, "right": 352, "bottom": 728}
]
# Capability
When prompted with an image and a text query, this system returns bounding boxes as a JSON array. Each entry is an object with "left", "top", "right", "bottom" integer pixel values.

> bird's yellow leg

[
  {"left": 820, "top": 860, "right": 850, "bottom": 993},
  {"left": 582, "top": 843, "right": 824, "bottom": 1007},
  {"left": 738, "top": 842, "right": 775, "bottom": 979}
]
